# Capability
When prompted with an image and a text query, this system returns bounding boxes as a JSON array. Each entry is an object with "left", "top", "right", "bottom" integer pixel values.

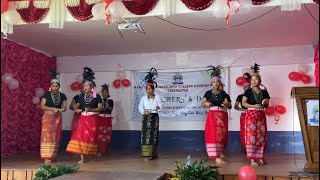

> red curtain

[
  {"left": 180, "top": 0, "right": 213, "bottom": 11},
  {"left": 122, "top": 0, "right": 159, "bottom": 15},
  {"left": 1, "top": 39, "right": 56, "bottom": 156},
  {"left": 314, "top": 0, "right": 319, "bottom": 4},
  {"left": 66, "top": 0, "right": 94, "bottom": 21},
  {"left": 251, "top": 0, "right": 270, "bottom": 5},
  {"left": 314, "top": 44, "right": 319, "bottom": 87},
  {"left": 16, "top": 0, "right": 49, "bottom": 24}
]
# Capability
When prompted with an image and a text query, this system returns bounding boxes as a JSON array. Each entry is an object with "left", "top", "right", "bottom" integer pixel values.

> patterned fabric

[
  {"left": 240, "top": 112, "right": 246, "bottom": 154},
  {"left": 40, "top": 112, "right": 62, "bottom": 160},
  {"left": 205, "top": 109, "right": 228, "bottom": 158},
  {"left": 141, "top": 113, "right": 159, "bottom": 158},
  {"left": 66, "top": 114, "right": 99, "bottom": 155},
  {"left": 97, "top": 116, "right": 112, "bottom": 153},
  {"left": 70, "top": 112, "right": 81, "bottom": 137},
  {"left": 245, "top": 110, "right": 267, "bottom": 160}
]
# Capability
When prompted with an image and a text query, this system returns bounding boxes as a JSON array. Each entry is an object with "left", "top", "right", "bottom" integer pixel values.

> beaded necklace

[
  {"left": 251, "top": 88, "right": 263, "bottom": 104},
  {"left": 84, "top": 93, "right": 93, "bottom": 105},
  {"left": 51, "top": 93, "right": 61, "bottom": 106}
]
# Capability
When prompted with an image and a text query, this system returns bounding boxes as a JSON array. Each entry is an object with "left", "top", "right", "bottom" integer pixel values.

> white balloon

[
  {"left": 92, "top": 3, "right": 106, "bottom": 20},
  {"left": 35, "top": 88, "right": 45, "bottom": 98},
  {"left": 1, "top": 73, "right": 13, "bottom": 84},
  {"left": 107, "top": 1, "right": 127, "bottom": 19},
  {"left": 8, "top": 79, "right": 19, "bottom": 90},
  {"left": 212, "top": 0, "right": 229, "bottom": 18},
  {"left": 238, "top": 0, "right": 253, "bottom": 15},
  {"left": 298, "top": 64, "right": 309, "bottom": 74},
  {"left": 76, "top": 74, "right": 83, "bottom": 83},
  {"left": 32, "top": 97, "right": 40, "bottom": 104},
  {"left": 3, "top": 10, "right": 21, "bottom": 25},
  {"left": 117, "top": 70, "right": 126, "bottom": 79},
  {"left": 229, "top": 1, "right": 241, "bottom": 15}
]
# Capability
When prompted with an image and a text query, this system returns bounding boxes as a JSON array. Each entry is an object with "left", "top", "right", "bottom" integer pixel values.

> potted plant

[
  {"left": 33, "top": 164, "right": 79, "bottom": 180},
  {"left": 169, "top": 155, "right": 220, "bottom": 180}
]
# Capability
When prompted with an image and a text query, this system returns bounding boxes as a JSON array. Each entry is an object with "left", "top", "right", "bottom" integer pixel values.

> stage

[{"left": 1, "top": 152, "right": 319, "bottom": 180}]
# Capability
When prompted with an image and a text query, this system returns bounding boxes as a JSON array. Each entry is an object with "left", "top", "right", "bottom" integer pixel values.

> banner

[{"left": 131, "top": 69, "right": 229, "bottom": 121}]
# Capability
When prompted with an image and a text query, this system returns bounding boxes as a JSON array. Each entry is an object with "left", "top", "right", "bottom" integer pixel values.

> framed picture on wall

[{"left": 306, "top": 100, "right": 319, "bottom": 126}]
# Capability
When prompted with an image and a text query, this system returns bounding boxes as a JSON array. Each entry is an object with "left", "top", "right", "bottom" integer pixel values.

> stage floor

[{"left": 0, "top": 152, "right": 313, "bottom": 180}]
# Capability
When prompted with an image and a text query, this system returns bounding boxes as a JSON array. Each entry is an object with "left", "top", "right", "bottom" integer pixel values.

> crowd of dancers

[{"left": 39, "top": 63, "right": 270, "bottom": 167}]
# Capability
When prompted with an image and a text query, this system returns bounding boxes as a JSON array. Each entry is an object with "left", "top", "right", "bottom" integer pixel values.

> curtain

[
  {"left": 314, "top": 44, "right": 319, "bottom": 87},
  {"left": 1, "top": 39, "right": 56, "bottom": 156},
  {"left": 16, "top": 0, "right": 50, "bottom": 24},
  {"left": 251, "top": 0, "right": 270, "bottom": 5},
  {"left": 122, "top": 0, "right": 159, "bottom": 15},
  {"left": 66, "top": 0, "right": 94, "bottom": 21},
  {"left": 180, "top": 0, "right": 213, "bottom": 11}
]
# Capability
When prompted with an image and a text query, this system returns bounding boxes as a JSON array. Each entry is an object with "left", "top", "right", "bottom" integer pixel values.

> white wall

[{"left": 58, "top": 45, "right": 315, "bottom": 131}]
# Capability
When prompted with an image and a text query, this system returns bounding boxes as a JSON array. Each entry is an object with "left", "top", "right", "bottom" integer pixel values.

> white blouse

[{"left": 138, "top": 94, "right": 162, "bottom": 114}]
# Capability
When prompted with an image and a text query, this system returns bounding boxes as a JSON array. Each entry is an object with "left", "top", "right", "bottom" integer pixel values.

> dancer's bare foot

[
  {"left": 259, "top": 159, "right": 268, "bottom": 165},
  {"left": 44, "top": 159, "right": 52, "bottom": 164},
  {"left": 97, "top": 152, "right": 102, "bottom": 157},
  {"left": 143, "top": 158, "right": 149, "bottom": 161},
  {"left": 250, "top": 159, "right": 259, "bottom": 167},
  {"left": 78, "top": 155, "right": 85, "bottom": 164},
  {"left": 220, "top": 154, "right": 227, "bottom": 159},
  {"left": 216, "top": 158, "right": 227, "bottom": 164}
]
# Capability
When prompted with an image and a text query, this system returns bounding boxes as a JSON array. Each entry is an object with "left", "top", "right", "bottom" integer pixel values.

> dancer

[
  {"left": 69, "top": 86, "right": 84, "bottom": 136},
  {"left": 234, "top": 73, "right": 251, "bottom": 155},
  {"left": 201, "top": 66, "right": 231, "bottom": 164},
  {"left": 97, "top": 83, "right": 114, "bottom": 156},
  {"left": 40, "top": 69, "right": 67, "bottom": 164},
  {"left": 138, "top": 68, "right": 162, "bottom": 161},
  {"left": 242, "top": 63, "right": 270, "bottom": 166},
  {"left": 66, "top": 67, "right": 103, "bottom": 163}
]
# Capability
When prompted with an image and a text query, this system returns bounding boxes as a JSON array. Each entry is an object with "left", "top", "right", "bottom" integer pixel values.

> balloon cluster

[
  {"left": 113, "top": 65, "right": 131, "bottom": 89},
  {"left": 91, "top": 0, "right": 127, "bottom": 24},
  {"left": 1, "top": 0, "right": 21, "bottom": 26},
  {"left": 265, "top": 105, "right": 286, "bottom": 124},
  {"left": 1, "top": 73, "right": 19, "bottom": 90},
  {"left": 288, "top": 64, "right": 311, "bottom": 84},
  {"left": 32, "top": 88, "right": 45, "bottom": 104},
  {"left": 70, "top": 74, "right": 83, "bottom": 91}
]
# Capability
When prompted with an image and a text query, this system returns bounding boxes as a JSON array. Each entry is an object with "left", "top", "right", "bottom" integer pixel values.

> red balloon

[
  {"left": 71, "top": 81, "right": 81, "bottom": 91},
  {"left": 113, "top": 79, "right": 121, "bottom": 88},
  {"left": 121, "top": 79, "right": 131, "bottom": 87},
  {"left": 236, "top": 77, "right": 246, "bottom": 86},
  {"left": 103, "top": 0, "right": 113, "bottom": 4},
  {"left": 301, "top": 74, "right": 311, "bottom": 84},
  {"left": 288, "top": 72, "right": 301, "bottom": 81},
  {"left": 265, "top": 106, "right": 275, "bottom": 116},
  {"left": 275, "top": 105, "right": 286, "bottom": 114},
  {"left": 238, "top": 165, "right": 256, "bottom": 180},
  {"left": 1, "top": 0, "right": 8, "bottom": 14}
]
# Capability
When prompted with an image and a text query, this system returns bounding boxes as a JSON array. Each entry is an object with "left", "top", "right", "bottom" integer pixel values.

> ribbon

[
  {"left": 274, "top": 114, "right": 280, "bottom": 124},
  {"left": 104, "top": 0, "right": 113, "bottom": 25},
  {"left": 226, "top": 0, "right": 240, "bottom": 26}
]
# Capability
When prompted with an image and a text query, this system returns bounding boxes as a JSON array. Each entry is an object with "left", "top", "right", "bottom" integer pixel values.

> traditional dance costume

[
  {"left": 97, "top": 97, "right": 114, "bottom": 153},
  {"left": 203, "top": 90, "right": 229, "bottom": 158},
  {"left": 70, "top": 94, "right": 81, "bottom": 136},
  {"left": 236, "top": 94, "right": 247, "bottom": 154}
]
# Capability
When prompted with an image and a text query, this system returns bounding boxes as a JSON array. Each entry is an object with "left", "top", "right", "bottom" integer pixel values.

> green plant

[
  {"left": 33, "top": 164, "right": 79, "bottom": 180},
  {"left": 173, "top": 155, "right": 219, "bottom": 180}
]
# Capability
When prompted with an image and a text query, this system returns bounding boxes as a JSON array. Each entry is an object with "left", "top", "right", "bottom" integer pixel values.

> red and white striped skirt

[
  {"left": 205, "top": 107, "right": 228, "bottom": 158},
  {"left": 245, "top": 109, "right": 267, "bottom": 160}
]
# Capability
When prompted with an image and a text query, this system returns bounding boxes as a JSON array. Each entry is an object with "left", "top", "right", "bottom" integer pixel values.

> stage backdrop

[{"left": 131, "top": 68, "right": 229, "bottom": 121}]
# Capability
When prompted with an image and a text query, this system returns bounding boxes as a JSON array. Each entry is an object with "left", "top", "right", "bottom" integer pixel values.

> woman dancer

[
  {"left": 40, "top": 69, "right": 67, "bottom": 164},
  {"left": 201, "top": 66, "right": 231, "bottom": 164},
  {"left": 97, "top": 83, "right": 114, "bottom": 156},
  {"left": 138, "top": 68, "right": 162, "bottom": 161},
  {"left": 234, "top": 73, "right": 251, "bottom": 155},
  {"left": 66, "top": 67, "right": 103, "bottom": 163},
  {"left": 242, "top": 63, "right": 270, "bottom": 166},
  {"left": 69, "top": 87, "right": 84, "bottom": 136}
]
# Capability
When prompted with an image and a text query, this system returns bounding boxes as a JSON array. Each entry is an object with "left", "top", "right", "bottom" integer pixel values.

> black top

[
  {"left": 78, "top": 93, "right": 102, "bottom": 111},
  {"left": 100, "top": 99, "right": 114, "bottom": 114},
  {"left": 73, "top": 94, "right": 80, "bottom": 103},
  {"left": 43, "top": 92, "right": 67, "bottom": 109},
  {"left": 236, "top": 94, "right": 246, "bottom": 109},
  {"left": 243, "top": 88, "right": 270, "bottom": 105},
  {"left": 203, "top": 90, "right": 229, "bottom": 107}
]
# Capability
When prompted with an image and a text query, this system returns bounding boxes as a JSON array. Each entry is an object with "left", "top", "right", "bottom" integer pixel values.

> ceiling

[{"left": 7, "top": 4, "right": 319, "bottom": 57}]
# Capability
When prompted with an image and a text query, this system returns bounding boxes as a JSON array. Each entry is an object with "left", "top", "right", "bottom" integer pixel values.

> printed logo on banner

[{"left": 131, "top": 69, "right": 228, "bottom": 121}]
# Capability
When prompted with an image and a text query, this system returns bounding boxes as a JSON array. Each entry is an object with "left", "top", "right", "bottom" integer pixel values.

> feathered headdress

[
  {"left": 82, "top": 67, "right": 97, "bottom": 97},
  {"left": 145, "top": 68, "right": 158, "bottom": 88},
  {"left": 50, "top": 68, "right": 60, "bottom": 85},
  {"left": 101, "top": 83, "right": 109, "bottom": 91},
  {"left": 250, "top": 63, "right": 261, "bottom": 79},
  {"left": 207, "top": 65, "right": 223, "bottom": 81}
]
